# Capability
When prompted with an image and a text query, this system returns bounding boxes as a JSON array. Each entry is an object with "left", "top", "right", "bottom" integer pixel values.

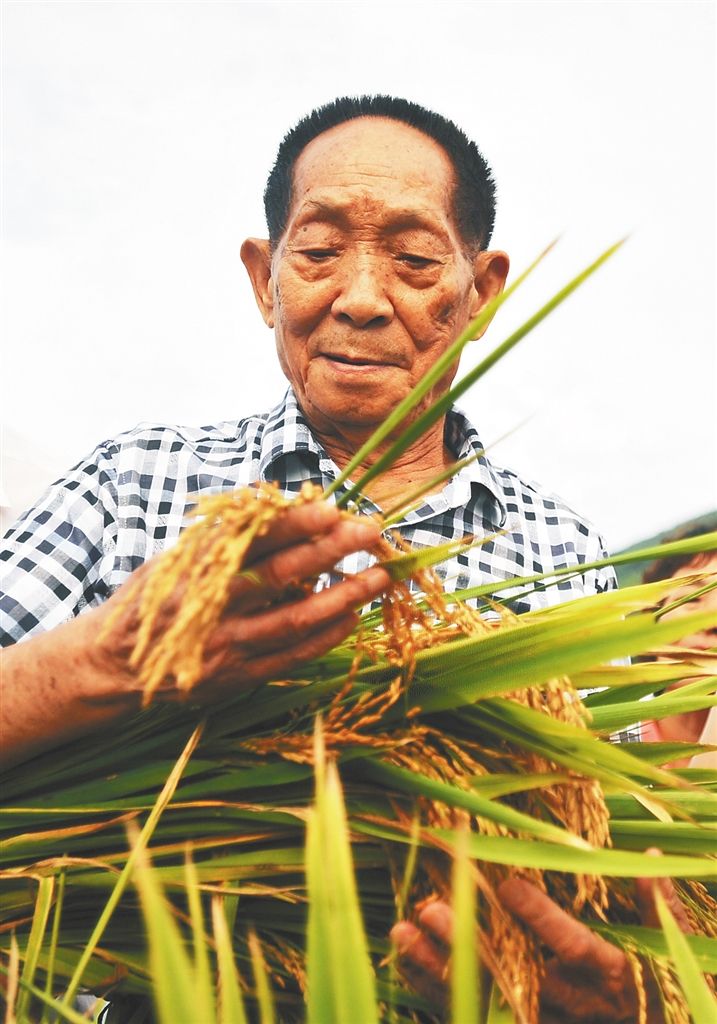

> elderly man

[
  {"left": 1, "top": 96, "right": 676, "bottom": 1021},
  {"left": 1, "top": 97, "right": 614, "bottom": 755}
]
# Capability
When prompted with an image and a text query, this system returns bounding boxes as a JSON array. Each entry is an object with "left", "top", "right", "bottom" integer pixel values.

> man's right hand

[
  {"left": 1, "top": 502, "right": 389, "bottom": 766},
  {"left": 96, "top": 500, "right": 390, "bottom": 699}
]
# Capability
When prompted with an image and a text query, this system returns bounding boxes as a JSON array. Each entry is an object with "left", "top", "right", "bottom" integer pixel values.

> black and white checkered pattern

[
  {"left": 1, "top": 387, "right": 618, "bottom": 644},
  {"left": 1, "top": 388, "right": 640, "bottom": 739}
]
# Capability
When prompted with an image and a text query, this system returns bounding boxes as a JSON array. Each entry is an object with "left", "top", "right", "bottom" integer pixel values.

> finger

[
  {"left": 232, "top": 519, "right": 386, "bottom": 609},
  {"left": 635, "top": 848, "right": 692, "bottom": 933},
  {"left": 539, "top": 964, "right": 627, "bottom": 1021},
  {"left": 218, "top": 567, "right": 389, "bottom": 652},
  {"left": 209, "top": 613, "right": 360, "bottom": 690},
  {"left": 416, "top": 899, "right": 454, "bottom": 951},
  {"left": 498, "top": 878, "right": 625, "bottom": 976},
  {"left": 248, "top": 518, "right": 384, "bottom": 593},
  {"left": 244, "top": 495, "right": 340, "bottom": 561},
  {"left": 245, "top": 501, "right": 342, "bottom": 561},
  {"left": 390, "top": 922, "right": 449, "bottom": 1008}
]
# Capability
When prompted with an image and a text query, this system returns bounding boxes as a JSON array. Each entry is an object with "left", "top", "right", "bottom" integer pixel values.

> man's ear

[
  {"left": 240, "top": 238, "right": 275, "bottom": 328},
  {"left": 469, "top": 250, "right": 510, "bottom": 336}
]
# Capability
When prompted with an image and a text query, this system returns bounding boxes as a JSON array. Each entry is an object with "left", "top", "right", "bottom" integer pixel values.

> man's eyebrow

[{"left": 291, "top": 201, "right": 350, "bottom": 228}]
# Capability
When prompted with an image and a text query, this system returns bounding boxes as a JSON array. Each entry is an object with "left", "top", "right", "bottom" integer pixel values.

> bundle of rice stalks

[
  {"left": 2, "top": 241, "right": 716, "bottom": 1022},
  {"left": 2, "top": 485, "right": 716, "bottom": 1022}
]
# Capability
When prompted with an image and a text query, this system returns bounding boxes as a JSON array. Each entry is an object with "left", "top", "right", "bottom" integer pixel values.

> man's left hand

[{"left": 392, "top": 869, "right": 690, "bottom": 1022}]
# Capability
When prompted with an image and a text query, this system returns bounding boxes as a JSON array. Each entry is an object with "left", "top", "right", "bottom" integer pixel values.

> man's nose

[{"left": 331, "top": 259, "right": 394, "bottom": 327}]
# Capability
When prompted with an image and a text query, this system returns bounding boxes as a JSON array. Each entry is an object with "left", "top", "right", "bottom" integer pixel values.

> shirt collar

[
  {"left": 443, "top": 406, "right": 509, "bottom": 527},
  {"left": 258, "top": 387, "right": 327, "bottom": 479},
  {"left": 257, "top": 388, "right": 508, "bottom": 527}
]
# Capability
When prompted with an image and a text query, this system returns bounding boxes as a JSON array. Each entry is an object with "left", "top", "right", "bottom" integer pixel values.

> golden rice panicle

[
  {"left": 651, "top": 958, "right": 691, "bottom": 1024},
  {"left": 677, "top": 880, "right": 717, "bottom": 940},
  {"left": 507, "top": 676, "right": 611, "bottom": 914},
  {"left": 481, "top": 864, "right": 544, "bottom": 1023},
  {"left": 243, "top": 675, "right": 421, "bottom": 764},
  {"left": 388, "top": 732, "right": 550, "bottom": 1023},
  {"left": 625, "top": 947, "right": 648, "bottom": 1024},
  {"left": 112, "top": 483, "right": 322, "bottom": 704},
  {"left": 370, "top": 534, "right": 442, "bottom": 676},
  {"left": 135, "top": 487, "right": 285, "bottom": 702},
  {"left": 477, "top": 864, "right": 544, "bottom": 1024}
]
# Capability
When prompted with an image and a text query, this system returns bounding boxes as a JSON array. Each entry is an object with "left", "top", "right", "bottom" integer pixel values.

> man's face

[
  {"left": 662, "top": 554, "right": 717, "bottom": 651},
  {"left": 244, "top": 118, "right": 507, "bottom": 438}
]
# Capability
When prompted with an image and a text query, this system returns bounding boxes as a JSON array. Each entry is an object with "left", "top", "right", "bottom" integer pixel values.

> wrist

[{"left": 69, "top": 603, "right": 144, "bottom": 712}]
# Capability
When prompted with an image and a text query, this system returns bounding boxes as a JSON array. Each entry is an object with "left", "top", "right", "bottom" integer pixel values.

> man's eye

[
  {"left": 300, "top": 249, "right": 338, "bottom": 262},
  {"left": 398, "top": 253, "right": 436, "bottom": 269}
]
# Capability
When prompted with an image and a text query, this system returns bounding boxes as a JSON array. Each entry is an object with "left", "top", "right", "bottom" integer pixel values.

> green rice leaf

[
  {"left": 607, "top": 820, "right": 717, "bottom": 855},
  {"left": 382, "top": 451, "right": 486, "bottom": 526},
  {"left": 577, "top": 661, "right": 716, "bottom": 703},
  {"left": 655, "top": 886, "right": 717, "bottom": 1022},
  {"left": 130, "top": 832, "right": 202, "bottom": 1024},
  {"left": 453, "top": 533, "right": 717, "bottom": 605},
  {"left": 211, "top": 895, "right": 249, "bottom": 1024},
  {"left": 457, "top": 701, "right": 677, "bottom": 798},
  {"left": 658, "top": 576, "right": 717, "bottom": 618},
  {"left": 306, "top": 721, "right": 378, "bottom": 1024},
  {"left": 305, "top": 802, "right": 334, "bottom": 1024},
  {"left": 361, "top": 761, "right": 592, "bottom": 848},
  {"left": 591, "top": 923, "right": 717, "bottom": 974},
  {"left": 465, "top": 772, "right": 571, "bottom": 798},
  {"left": 40, "top": 867, "right": 66, "bottom": 1024},
  {"left": 395, "top": 812, "right": 421, "bottom": 924},
  {"left": 57, "top": 723, "right": 203, "bottom": 1009},
  {"left": 610, "top": 742, "right": 717, "bottom": 764},
  {"left": 589, "top": 677, "right": 716, "bottom": 735},
  {"left": 5, "top": 932, "right": 20, "bottom": 1024},
  {"left": 184, "top": 850, "right": 213, "bottom": 1016},
  {"left": 451, "top": 828, "right": 480, "bottom": 1024},
  {"left": 445, "top": 831, "right": 717, "bottom": 878},
  {"left": 16, "top": 874, "right": 54, "bottom": 1021},
  {"left": 353, "top": 820, "right": 717, "bottom": 878},
  {"left": 407, "top": 606, "right": 717, "bottom": 718},
  {"left": 0, "top": 960, "right": 92, "bottom": 1024},
  {"left": 380, "top": 533, "right": 502, "bottom": 582},
  {"left": 382, "top": 419, "right": 531, "bottom": 527},
  {"left": 606, "top": 790, "right": 717, "bottom": 820},
  {"left": 248, "top": 929, "right": 276, "bottom": 1024}
]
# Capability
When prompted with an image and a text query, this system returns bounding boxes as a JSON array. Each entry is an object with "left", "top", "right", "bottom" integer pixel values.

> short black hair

[
  {"left": 264, "top": 95, "right": 497, "bottom": 252},
  {"left": 643, "top": 522, "right": 717, "bottom": 585}
]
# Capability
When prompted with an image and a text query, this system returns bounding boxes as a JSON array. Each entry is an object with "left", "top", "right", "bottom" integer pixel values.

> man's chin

[
  {"left": 306, "top": 401, "right": 394, "bottom": 436},
  {"left": 301, "top": 381, "right": 408, "bottom": 437}
]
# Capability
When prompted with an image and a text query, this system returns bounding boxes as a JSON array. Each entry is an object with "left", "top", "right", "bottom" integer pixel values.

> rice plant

[{"left": 1, "top": 242, "right": 716, "bottom": 1023}]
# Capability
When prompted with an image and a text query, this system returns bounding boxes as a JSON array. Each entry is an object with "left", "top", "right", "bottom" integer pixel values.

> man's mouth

[{"left": 319, "top": 352, "right": 401, "bottom": 369}]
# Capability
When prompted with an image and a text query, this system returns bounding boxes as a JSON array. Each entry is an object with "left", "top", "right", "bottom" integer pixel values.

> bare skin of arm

[
  {"left": 392, "top": 865, "right": 692, "bottom": 1022},
  {"left": 0, "top": 503, "right": 390, "bottom": 769}
]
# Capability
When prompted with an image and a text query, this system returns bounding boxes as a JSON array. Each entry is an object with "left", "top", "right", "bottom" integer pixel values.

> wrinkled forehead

[
  {"left": 286, "top": 192, "right": 456, "bottom": 244},
  {"left": 282, "top": 117, "right": 459, "bottom": 245}
]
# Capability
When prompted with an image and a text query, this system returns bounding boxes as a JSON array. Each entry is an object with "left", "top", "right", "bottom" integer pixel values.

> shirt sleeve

[{"left": 0, "top": 442, "right": 119, "bottom": 646}]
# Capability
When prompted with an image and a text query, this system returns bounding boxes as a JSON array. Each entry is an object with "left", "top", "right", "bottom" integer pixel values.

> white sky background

[{"left": 1, "top": 0, "right": 715, "bottom": 548}]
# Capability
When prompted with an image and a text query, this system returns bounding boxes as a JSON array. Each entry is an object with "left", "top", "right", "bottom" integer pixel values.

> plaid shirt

[{"left": 1, "top": 388, "right": 616, "bottom": 646}]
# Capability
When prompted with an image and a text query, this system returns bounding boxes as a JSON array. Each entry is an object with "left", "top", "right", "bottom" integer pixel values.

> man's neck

[{"left": 311, "top": 418, "right": 453, "bottom": 511}]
